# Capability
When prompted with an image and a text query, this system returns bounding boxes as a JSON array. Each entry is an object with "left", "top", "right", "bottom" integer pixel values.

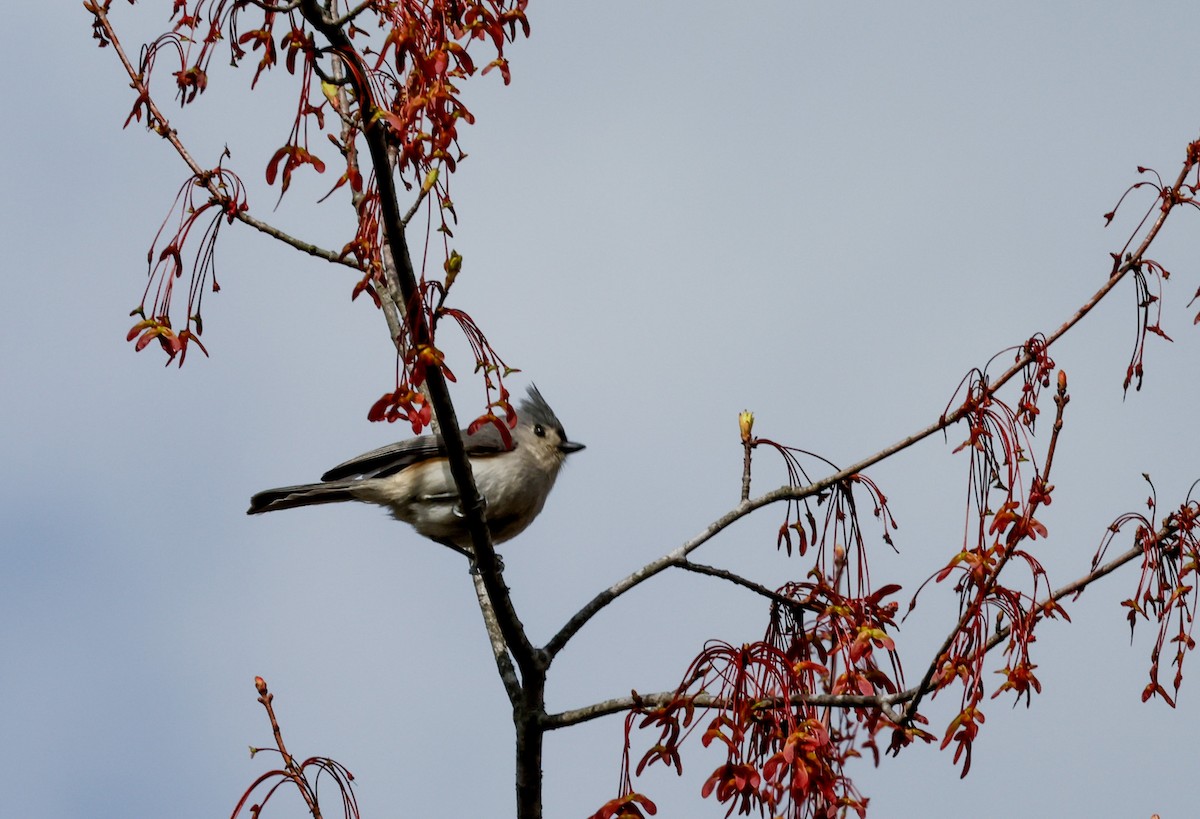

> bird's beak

[{"left": 560, "top": 441, "right": 586, "bottom": 454}]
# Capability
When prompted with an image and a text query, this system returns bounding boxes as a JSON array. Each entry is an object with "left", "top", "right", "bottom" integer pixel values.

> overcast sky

[{"left": 3, "top": 2, "right": 1199, "bottom": 817}]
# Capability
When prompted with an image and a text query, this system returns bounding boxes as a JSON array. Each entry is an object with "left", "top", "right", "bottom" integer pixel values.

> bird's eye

[{"left": 534, "top": 424, "right": 546, "bottom": 438}]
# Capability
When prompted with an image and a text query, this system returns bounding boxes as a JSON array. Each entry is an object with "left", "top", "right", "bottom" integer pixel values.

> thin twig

[
  {"left": 244, "top": 0, "right": 303, "bottom": 11},
  {"left": 542, "top": 689, "right": 908, "bottom": 731},
  {"left": 472, "top": 572, "right": 524, "bottom": 704},
  {"left": 332, "top": 0, "right": 376, "bottom": 27},
  {"left": 740, "top": 412, "right": 754, "bottom": 502},
  {"left": 401, "top": 173, "right": 436, "bottom": 226},
  {"left": 253, "top": 676, "right": 323, "bottom": 819},
  {"left": 676, "top": 560, "right": 821, "bottom": 614},
  {"left": 329, "top": 48, "right": 365, "bottom": 211},
  {"left": 544, "top": 499, "right": 756, "bottom": 658},
  {"left": 987, "top": 542, "right": 1144, "bottom": 651}
]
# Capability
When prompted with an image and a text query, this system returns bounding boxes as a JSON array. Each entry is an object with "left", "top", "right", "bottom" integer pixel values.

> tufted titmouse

[{"left": 247, "top": 386, "right": 584, "bottom": 554}]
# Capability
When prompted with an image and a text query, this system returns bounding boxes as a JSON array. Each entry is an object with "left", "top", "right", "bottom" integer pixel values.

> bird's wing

[{"left": 319, "top": 424, "right": 512, "bottom": 481}]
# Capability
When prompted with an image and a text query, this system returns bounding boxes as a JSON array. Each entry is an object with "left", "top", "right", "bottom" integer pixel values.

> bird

[{"left": 247, "top": 385, "right": 584, "bottom": 556}]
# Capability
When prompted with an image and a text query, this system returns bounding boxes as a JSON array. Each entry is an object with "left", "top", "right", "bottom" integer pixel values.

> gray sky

[{"left": 3, "top": 2, "right": 1198, "bottom": 817}]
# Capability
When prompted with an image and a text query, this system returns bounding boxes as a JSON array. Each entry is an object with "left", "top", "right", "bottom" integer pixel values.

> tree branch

[
  {"left": 675, "top": 559, "right": 821, "bottom": 614},
  {"left": 544, "top": 499, "right": 757, "bottom": 658},
  {"left": 331, "top": 0, "right": 375, "bottom": 27},
  {"left": 985, "top": 541, "right": 1144, "bottom": 653},
  {"left": 244, "top": 0, "right": 303, "bottom": 11},
  {"left": 472, "top": 572, "right": 523, "bottom": 704},
  {"left": 249, "top": 676, "right": 324, "bottom": 819},
  {"left": 544, "top": 533, "right": 1151, "bottom": 733},
  {"left": 297, "top": 0, "right": 541, "bottom": 676},
  {"left": 740, "top": 411, "right": 754, "bottom": 502},
  {"left": 542, "top": 690, "right": 909, "bottom": 732},
  {"left": 90, "top": 5, "right": 358, "bottom": 270},
  {"left": 296, "top": 8, "right": 548, "bottom": 815},
  {"left": 544, "top": 151, "right": 1195, "bottom": 661}
]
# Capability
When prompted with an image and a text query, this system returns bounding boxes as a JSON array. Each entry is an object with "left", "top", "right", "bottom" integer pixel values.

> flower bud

[{"left": 739, "top": 410, "right": 754, "bottom": 444}]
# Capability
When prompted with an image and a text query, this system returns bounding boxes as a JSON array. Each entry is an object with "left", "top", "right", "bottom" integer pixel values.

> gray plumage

[{"left": 247, "top": 386, "right": 584, "bottom": 552}]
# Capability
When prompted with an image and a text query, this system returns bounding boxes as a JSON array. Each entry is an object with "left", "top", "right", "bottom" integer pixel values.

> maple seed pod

[{"left": 739, "top": 410, "right": 754, "bottom": 444}]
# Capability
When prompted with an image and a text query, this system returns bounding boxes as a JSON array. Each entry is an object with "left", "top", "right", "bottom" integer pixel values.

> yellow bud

[
  {"left": 739, "top": 410, "right": 754, "bottom": 444},
  {"left": 445, "top": 250, "right": 462, "bottom": 289},
  {"left": 320, "top": 81, "right": 340, "bottom": 110}
]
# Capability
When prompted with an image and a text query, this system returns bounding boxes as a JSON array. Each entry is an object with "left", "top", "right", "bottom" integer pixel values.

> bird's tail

[{"left": 247, "top": 481, "right": 361, "bottom": 515}]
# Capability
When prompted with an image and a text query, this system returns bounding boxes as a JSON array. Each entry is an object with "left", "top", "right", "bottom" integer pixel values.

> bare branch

[
  {"left": 376, "top": 241, "right": 407, "bottom": 359},
  {"left": 239, "top": 210, "right": 358, "bottom": 266},
  {"left": 401, "top": 171, "right": 437, "bottom": 226},
  {"left": 675, "top": 559, "right": 821, "bottom": 614},
  {"left": 329, "top": 51, "right": 365, "bottom": 212},
  {"left": 250, "top": 676, "right": 323, "bottom": 819},
  {"left": 740, "top": 411, "right": 754, "bottom": 502},
  {"left": 332, "top": 0, "right": 376, "bottom": 27},
  {"left": 243, "top": 0, "right": 303, "bottom": 12},
  {"left": 544, "top": 499, "right": 757, "bottom": 658},
  {"left": 472, "top": 572, "right": 523, "bottom": 705},
  {"left": 986, "top": 541, "right": 1144, "bottom": 652},
  {"left": 543, "top": 689, "right": 909, "bottom": 732}
]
